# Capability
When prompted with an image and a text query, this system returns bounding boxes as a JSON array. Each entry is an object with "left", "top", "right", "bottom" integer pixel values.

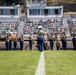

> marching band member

[
  {"left": 5, "top": 34, "right": 9, "bottom": 50},
  {"left": 29, "top": 33, "right": 33, "bottom": 50},
  {"left": 55, "top": 33, "right": 62, "bottom": 50},
  {"left": 61, "top": 32, "right": 68, "bottom": 50},
  {"left": 44, "top": 34, "right": 49, "bottom": 50},
  {"left": 8, "top": 33, "right": 12, "bottom": 50},
  {"left": 11, "top": 32, "right": 18, "bottom": 50},
  {"left": 49, "top": 33, "right": 55, "bottom": 50},
  {"left": 19, "top": 34, "right": 24, "bottom": 50},
  {"left": 72, "top": 29, "right": 76, "bottom": 50},
  {"left": 37, "top": 26, "right": 48, "bottom": 52}
]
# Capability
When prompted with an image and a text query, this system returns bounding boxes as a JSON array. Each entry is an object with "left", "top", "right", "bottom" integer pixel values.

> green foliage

[{"left": 47, "top": 0, "right": 76, "bottom": 4}]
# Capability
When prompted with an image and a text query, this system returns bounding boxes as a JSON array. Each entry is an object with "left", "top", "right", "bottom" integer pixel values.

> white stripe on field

[{"left": 34, "top": 52, "right": 45, "bottom": 75}]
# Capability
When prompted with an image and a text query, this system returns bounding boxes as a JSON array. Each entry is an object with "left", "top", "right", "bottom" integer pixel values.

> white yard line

[{"left": 34, "top": 52, "right": 45, "bottom": 75}]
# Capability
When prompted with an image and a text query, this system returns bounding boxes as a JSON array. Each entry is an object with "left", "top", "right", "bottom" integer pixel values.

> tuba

[{"left": 11, "top": 34, "right": 17, "bottom": 42}]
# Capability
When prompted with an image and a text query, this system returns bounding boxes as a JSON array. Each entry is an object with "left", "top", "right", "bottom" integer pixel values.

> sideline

[{"left": 34, "top": 52, "right": 45, "bottom": 75}]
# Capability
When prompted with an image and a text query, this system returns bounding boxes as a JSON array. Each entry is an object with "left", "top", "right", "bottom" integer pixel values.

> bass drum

[{"left": 11, "top": 34, "right": 17, "bottom": 42}]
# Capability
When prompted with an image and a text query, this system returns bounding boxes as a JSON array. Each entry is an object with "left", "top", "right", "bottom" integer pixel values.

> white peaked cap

[{"left": 38, "top": 26, "right": 42, "bottom": 29}]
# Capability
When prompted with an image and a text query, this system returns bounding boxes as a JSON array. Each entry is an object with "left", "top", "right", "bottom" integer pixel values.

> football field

[
  {"left": 45, "top": 51, "right": 76, "bottom": 75},
  {"left": 0, "top": 50, "right": 76, "bottom": 75},
  {"left": 0, "top": 50, "right": 40, "bottom": 75}
]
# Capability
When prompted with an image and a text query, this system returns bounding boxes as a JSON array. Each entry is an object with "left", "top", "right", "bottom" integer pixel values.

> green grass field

[
  {"left": 0, "top": 50, "right": 40, "bottom": 75},
  {"left": 0, "top": 50, "right": 76, "bottom": 75},
  {"left": 45, "top": 50, "right": 76, "bottom": 75}
]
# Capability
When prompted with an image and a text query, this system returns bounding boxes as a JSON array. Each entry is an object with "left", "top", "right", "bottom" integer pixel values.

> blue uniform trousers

[
  {"left": 49, "top": 39, "right": 54, "bottom": 50},
  {"left": 37, "top": 37, "right": 44, "bottom": 52},
  {"left": 20, "top": 40, "right": 24, "bottom": 50},
  {"left": 72, "top": 38, "right": 76, "bottom": 50},
  {"left": 61, "top": 39, "right": 63, "bottom": 50},
  {"left": 9, "top": 40, "right": 12, "bottom": 50},
  {"left": 5, "top": 41, "right": 9, "bottom": 50},
  {"left": 62, "top": 39, "right": 67, "bottom": 50},
  {"left": 29, "top": 40, "right": 32, "bottom": 50},
  {"left": 13, "top": 42, "right": 17, "bottom": 50}
]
